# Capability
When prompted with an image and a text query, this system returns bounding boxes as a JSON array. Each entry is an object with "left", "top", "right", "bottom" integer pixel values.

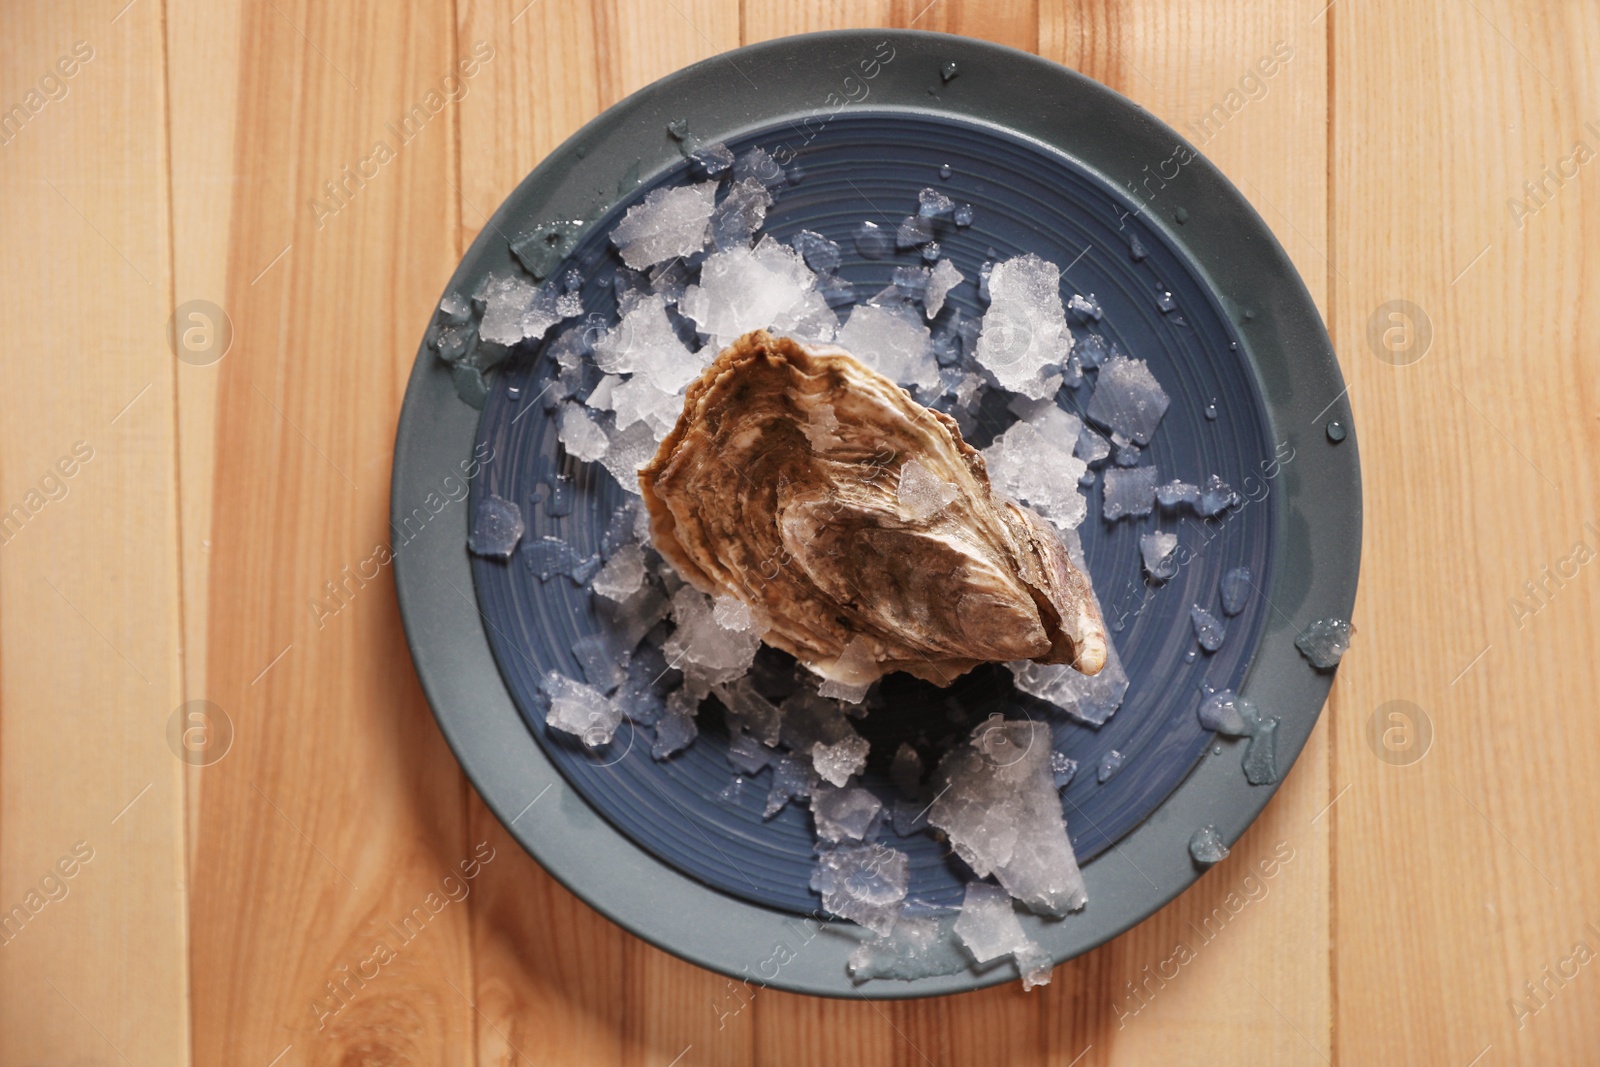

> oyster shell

[{"left": 639, "top": 330, "right": 1106, "bottom": 689}]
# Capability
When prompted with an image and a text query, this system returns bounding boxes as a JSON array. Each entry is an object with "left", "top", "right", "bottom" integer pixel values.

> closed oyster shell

[{"left": 639, "top": 330, "right": 1106, "bottom": 688}]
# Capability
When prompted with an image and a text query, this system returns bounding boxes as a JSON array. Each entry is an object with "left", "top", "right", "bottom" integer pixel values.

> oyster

[{"left": 639, "top": 330, "right": 1106, "bottom": 690}]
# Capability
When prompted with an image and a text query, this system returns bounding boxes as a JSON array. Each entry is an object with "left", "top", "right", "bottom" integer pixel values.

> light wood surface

[{"left": 0, "top": 1, "right": 1595, "bottom": 1064}]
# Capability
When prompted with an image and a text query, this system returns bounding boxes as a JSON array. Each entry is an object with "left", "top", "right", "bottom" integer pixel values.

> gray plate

[{"left": 392, "top": 29, "right": 1360, "bottom": 998}]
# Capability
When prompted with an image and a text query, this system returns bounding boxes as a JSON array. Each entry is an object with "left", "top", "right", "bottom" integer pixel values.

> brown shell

[{"left": 638, "top": 330, "right": 1107, "bottom": 687}]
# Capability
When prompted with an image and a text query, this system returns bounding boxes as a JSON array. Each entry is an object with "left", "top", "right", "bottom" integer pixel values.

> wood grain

[
  {"left": 1330, "top": 1, "right": 1600, "bottom": 1064},
  {"left": 182, "top": 1, "right": 477, "bottom": 1063},
  {"left": 3, "top": 1, "right": 1599, "bottom": 1064},
  {"left": 0, "top": 2, "right": 189, "bottom": 1064}
]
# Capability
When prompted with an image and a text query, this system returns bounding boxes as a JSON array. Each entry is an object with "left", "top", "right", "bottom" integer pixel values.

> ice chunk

[
  {"left": 542, "top": 672, "right": 624, "bottom": 747},
  {"left": 817, "top": 635, "right": 877, "bottom": 704},
  {"left": 890, "top": 743, "right": 924, "bottom": 799},
  {"left": 651, "top": 695, "right": 699, "bottom": 759},
  {"left": 709, "top": 177, "right": 773, "bottom": 250},
  {"left": 712, "top": 595, "right": 753, "bottom": 632},
  {"left": 764, "top": 753, "right": 814, "bottom": 817},
  {"left": 1074, "top": 332, "right": 1110, "bottom": 370},
  {"left": 1198, "top": 689, "right": 1255, "bottom": 736},
  {"left": 1242, "top": 716, "right": 1280, "bottom": 784},
  {"left": 1016, "top": 942, "right": 1054, "bottom": 990},
  {"left": 1006, "top": 533, "right": 1129, "bottom": 725},
  {"left": 923, "top": 258, "right": 963, "bottom": 318},
  {"left": 1295, "top": 618, "right": 1351, "bottom": 668},
  {"left": 713, "top": 675, "right": 783, "bottom": 745},
  {"left": 811, "top": 842, "right": 910, "bottom": 935},
  {"left": 523, "top": 536, "right": 599, "bottom": 584},
  {"left": 475, "top": 272, "right": 579, "bottom": 346},
  {"left": 662, "top": 586, "right": 763, "bottom": 693},
  {"left": 1097, "top": 749, "right": 1125, "bottom": 782},
  {"left": 1140, "top": 530, "right": 1178, "bottom": 581},
  {"left": 975, "top": 254, "right": 1073, "bottom": 400},
  {"left": 790, "top": 229, "right": 842, "bottom": 273},
  {"left": 558, "top": 401, "right": 610, "bottom": 462},
  {"left": 1189, "top": 825, "right": 1230, "bottom": 865},
  {"left": 801, "top": 401, "right": 842, "bottom": 451},
  {"left": 917, "top": 187, "right": 955, "bottom": 218},
  {"left": 1067, "top": 292, "right": 1102, "bottom": 322},
  {"left": 1155, "top": 480, "right": 1200, "bottom": 509},
  {"left": 1085, "top": 354, "right": 1169, "bottom": 445},
  {"left": 1195, "top": 474, "right": 1240, "bottom": 517},
  {"left": 1101, "top": 466, "right": 1158, "bottom": 520},
  {"left": 834, "top": 303, "right": 940, "bottom": 392},
  {"left": 855, "top": 220, "right": 893, "bottom": 259},
  {"left": 609, "top": 181, "right": 717, "bottom": 269},
  {"left": 897, "top": 215, "right": 934, "bottom": 247},
  {"left": 1220, "top": 566, "right": 1252, "bottom": 615},
  {"left": 1074, "top": 424, "right": 1111, "bottom": 466},
  {"left": 591, "top": 542, "right": 646, "bottom": 602},
  {"left": 609, "top": 373, "right": 683, "bottom": 438},
  {"left": 897, "top": 458, "right": 960, "bottom": 521},
  {"left": 571, "top": 628, "right": 632, "bottom": 694},
  {"left": 848, "top": 911, "right": 970, "bottom": 982},
  {"left": 586, "top": 374, "right": 620, "bottom": 411},
  {"left": 468, "top": 493, "right": 524, "bottom": 559},
  {"left": 727, "top": 729, "right": 775, "bottom": 774},
  {"left": 810, "top": 781, "right": 883, "bottom": 842},
  {"left": 779, "top": 690, "right": 856, "bottom": 751},
  {"left": 953, "top": 203, "right": 973, "bottom": 227},
  {"left": 597, "top": 418, "right": 658, "bottom": 495},
  {"left": 1191, "top": 605, "right": 1226, "bottom": 652},
  {"left": 733, "top": 146, "right": 786, "bottom": 189},
  {"left": 812, "top": 735, "right": 870, "bottom": 787},
  {"left": 689, "top": 141, "right": 734, "bottom": 175},
  {"left": 982, "top": 421, "right": 1088, "bottom": 532},
  {"left": 953, "top": 882, "right": 1040, "bottom": 965},
  {"left": 679, "top": 238, "right": 835, "bottom": 351},
  {"left": 930, "top": 716, "right": 1088, "bottom": 916},
  {"left": 1050, "top": 751, "right": 1078, "bottom": 789},
  {"left": 593, "top": 294, "right": 706, "bottom": 393}
]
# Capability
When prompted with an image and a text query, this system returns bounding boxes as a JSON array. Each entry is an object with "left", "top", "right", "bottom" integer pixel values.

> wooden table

[{"left": 3, "top": 1, "right": 1597, "bottom": 1063}]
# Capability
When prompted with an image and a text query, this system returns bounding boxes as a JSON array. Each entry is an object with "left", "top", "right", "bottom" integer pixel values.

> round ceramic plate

[{"left": 393, "top": 30, "right": 1360, "bottom": 998}]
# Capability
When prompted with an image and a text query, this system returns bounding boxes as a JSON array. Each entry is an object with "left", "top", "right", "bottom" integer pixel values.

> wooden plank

[
  {"left": 453, "top": 3, "right": 750, "bottom": 1065},
  {"left": 0, "top": 2, "right": 189, "bottom": 1064},
  {"left": 1039, "top": 3, "right": 1333, "bottom": 1064},
  {"left": 1331, "top": 2, "right": 1600, "bottom": 1064},
  {"left": 184, "top": 1, "right": 479, "bottom": 1063},
  {"left": 167, "top": 0, "right": 246, "bottom": 877}
]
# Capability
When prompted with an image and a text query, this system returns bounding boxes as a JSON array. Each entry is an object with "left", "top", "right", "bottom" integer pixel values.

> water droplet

[
  {"left": 940, "top": 60, "right": 959, "bottom": 82},
  {"left": 507, "top": 384, "right": 522, "bottom": 400},
  {"left": 1174, "top": 206, "right": 1189, "bottom": 224},
  {"left": 1204, "top": 400, "right": 1218, "bottom": 420},
  {"left": 1326, "top": 418, "right": 1347, "bottom": 442},
  {"left": 939, "top": 163, "right": 952, "bottom": 180},
  {"left": 1185, "top": 649, "right": 1197, "bottom": 663},
  {"left": 1213, "top": 744, "right": 1223, "bottom": 756},
  {"left": 1130, "top": 236, "right": 1147, "bottom": 261},
  {"left": 1111, "top": 617, "right": 1125, "bottom": 633}
]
